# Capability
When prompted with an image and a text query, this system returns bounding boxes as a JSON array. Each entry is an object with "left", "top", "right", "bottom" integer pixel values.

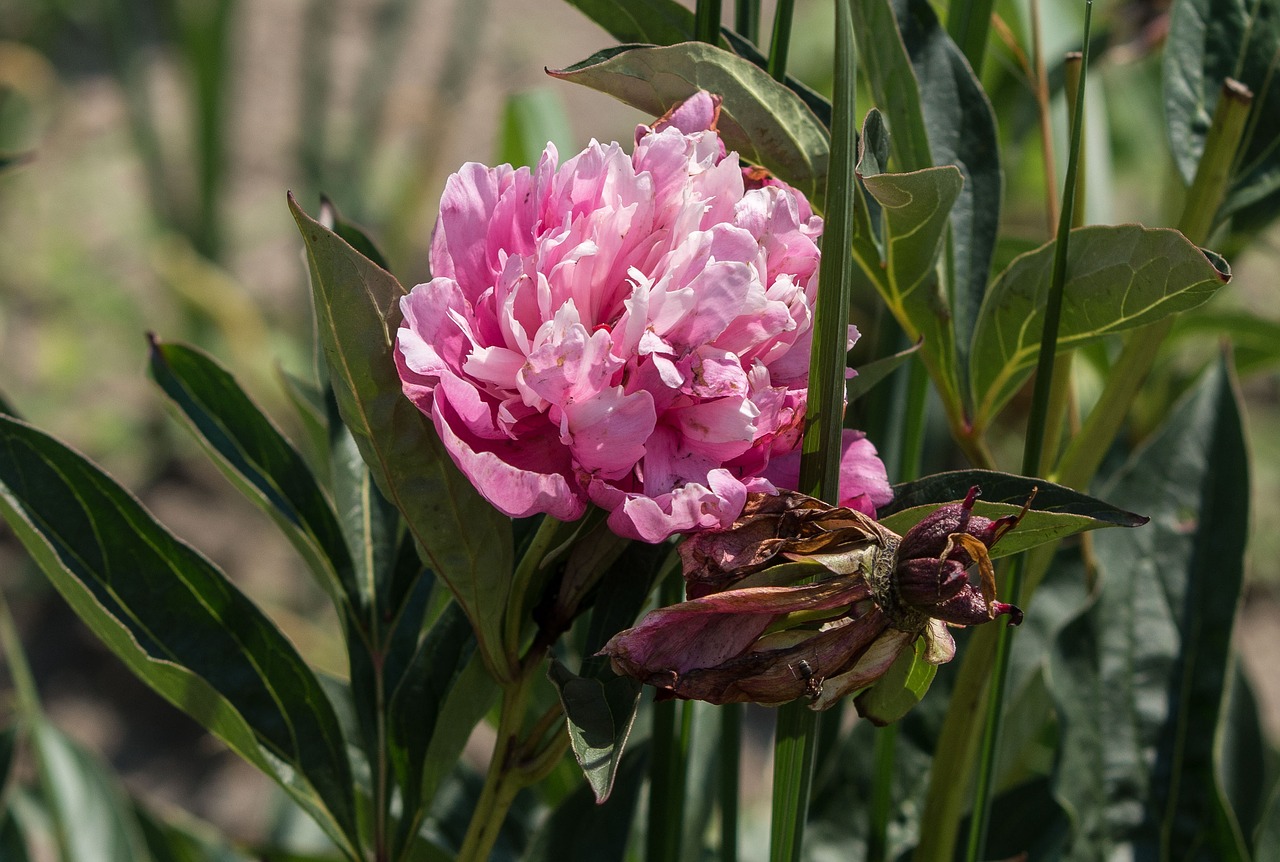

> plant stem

[
  {"left": 503, "top": 515, "right": 564, "bottom": 675},
  {"left": 719, "top": 705, "right": 741, "bottom": 862},
  {"left": 456, "top": 672, "right": 535, "bottom": 862},
  {"left": 1053, "top": 78, "right": 1251, "bottom": 489},
  {"left": 766, "top": 0, "right": 795, "bottom": 81},
  {"left": 867, "top": 724, "right": 898, "bottom": 862},
  {"left": 696, "top": 0, "right": 723, "bottom": 44},
  {"left": 1030, "top": 0, "right": 1058, "bottom": 237},
  {"left": 735, "top": 0, "right": 761, "bottom": 44},
  {"left": 649, "top": 574, "right": 688, "bottom": 862}
]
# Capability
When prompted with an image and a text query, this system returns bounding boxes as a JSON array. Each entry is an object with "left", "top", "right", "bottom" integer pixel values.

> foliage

[{"left": 1, "top": 0, "right": 1278, "bottom": 860}]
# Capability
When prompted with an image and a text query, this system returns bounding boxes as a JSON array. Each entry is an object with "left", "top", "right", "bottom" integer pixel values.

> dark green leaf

[
  {"left": 1164, "top": 0, "right": 1280, "bottom": 217},
  {"left": 1218, "top": 665, "right": 1271, "bottom": 845},
  {"left": 851, "top": 0, "right": 931, "bottom": 170},
  {"left": 497, "top": 89, "right": 574, "bottom": 169},
  {"left": 0, "top": 808, "right": 29, "bottom": 862},
  {"left": 276, "top": 370, "right": 332, "bottom": 479},
  {"left": 894, "top": 0, "right": 1002, "bottom": 385},
  {"left": 969, "top": 225, "right": 1231, "bottom": 425},
  {"left": 561, "top": 0, "right": 695, "bottom": 45},
  {"left": 388, "top": 602, "right": 478, "bottom": 853},
  {"left": 854, "top": 636, "right": 938, "bottom": 726},
  {"left": 879, "top": 469, "right": 1147, "bottom": 557},
  {"left": 0, "top": 392, "right": 17, "bottom": 419},
  {"left": 0, "top": 728, "right": 15, "bottom": 794},
  {"left": 547, "top": 661, "right": 640, "bottom": 803},
  {"left": 1049, "top": 357, "right": 1251, "bottom": 860},
  {"left": 148, "top": 338, "right": 358, "bottom": 614},
  {"left": 0, "top": 415, "right": 360, "bottom": 856},
  {"left": 521, "top": 743, "right": 649, "bottom": 862},
  {"left": 548, "top": 42, "right": 829, "bottom": 207},
  {"left": 289, "top": 193, "right": 515, "bottom": 676},
  {"left": 31, "top": 721, "right": 152, "bottom": 862}
]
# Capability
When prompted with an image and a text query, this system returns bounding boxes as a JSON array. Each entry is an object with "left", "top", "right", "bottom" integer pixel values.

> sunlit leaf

[
  {"left": 969, "top": 225, "right": 1231, "bottom": 425},
  {"left": 289, "top": 194, "right": 514, "bottom": 676},
  {"left": 148, "top": 338, "right": 358, "bottom": 614},
  {"left": 0, "top": 415, "right": 360, "bottom": 856},
  {"left": 548, "top": 42, "right": 829, "bottom": 207}
]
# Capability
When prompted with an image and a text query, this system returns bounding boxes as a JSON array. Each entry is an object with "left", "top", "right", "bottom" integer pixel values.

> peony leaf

[
  {"left": 846, "top": 339, "right": 920, "bottom": 403},
  {"left": 147, "top": 338, "right": 359, "bottom": 615},
  {"left": 968, "top": 225, "right": 1231, "bottom": 426},
  {"left": 853, "top": 636, "right": 938, "bottom": 726},
  {"left": 548, "top": 42, "right": 829, "bottom": 207},
  {"left": 0, "top": 415, "right": 360, "bottom": 857},
  {"left": 879, "top": 469, "right": 1148, "bottom": 558},
  {"left": 1164, "top": 0, "right": 1280, "bottom": 218},
  {"left": 856, "top": 165, "right": 964, "bottom": 405},
  {"left": 289, "top": 193, "right": 515, "bottom": 677},
  {"left": 30, "top": 721, "right": 153, "bottom": 862},
  {"left": 548, "top": 661, "right": 641, "bottom": 803},
  {"left": 1049, "top": 357, "right": 1251, "bottom": 859}
]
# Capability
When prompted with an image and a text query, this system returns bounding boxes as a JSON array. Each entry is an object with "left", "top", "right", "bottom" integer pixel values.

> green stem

[
  {"left": 503, "top": 515, "right": 564, "bottom": 675},
  {"left": 649, "top": 574, "right": 687, "bottom": 862},
  {"left": 766, "top": 0, "right": 795, "bottom": 81},
  {"left": 1054, "top": 78, "right": 1251, "bottom": 490},
  {"left": 867, "top": 724, "right": 898, "bottom": 862},
  {"left": 696, "top": 0, "right": 723, "bottom": 44},
  {"left": 720, "top": 705, "right": 741, "bottom": 862},
  {"left": 456, "top": 671, "right": 536, "bottom": 862},
  {"left": 966, "top": 7, "right": 1094, "bottom": 859},
  {"left": 735, "top": 0, "right": 761, "bottom": 44},
  {"left": 770, "top": 3, "right": 855, "bottom": 859}
]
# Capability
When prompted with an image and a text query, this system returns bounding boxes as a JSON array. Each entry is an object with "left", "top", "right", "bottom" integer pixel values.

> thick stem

[{"left": 719, "top": 705, "right": 741, "bottom": 862}]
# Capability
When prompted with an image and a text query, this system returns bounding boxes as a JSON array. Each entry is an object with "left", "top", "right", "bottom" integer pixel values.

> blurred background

[{"left": 1, "top": 0, "right": 1277, "bottom": 851}]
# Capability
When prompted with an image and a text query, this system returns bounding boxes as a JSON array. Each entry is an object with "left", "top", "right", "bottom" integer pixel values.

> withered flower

[{"left": 600, "top": 486, "right": 1028, "bottom": 711}]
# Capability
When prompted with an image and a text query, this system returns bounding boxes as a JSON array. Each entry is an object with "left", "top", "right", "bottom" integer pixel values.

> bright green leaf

[
  {"left": 969, "top": 225, "right": 1231, "bottom": 425},
  {"left": 148, "top": 338, "right": 358, "bottom": 615},
  {"left": 548, "top": 42, "right": 829, "bottom": 207},
  {"left": 289, "top": 193, "right": 514, "bottom": 678},
  {"left": 854, "top": 636, "right": 938, "bottom": 726},
  {"left": 0, "top": 415, "right": 360, "bottom": 857},
  {"left": 1049, "top": 357, "right": 1251, "bottom": 860}
]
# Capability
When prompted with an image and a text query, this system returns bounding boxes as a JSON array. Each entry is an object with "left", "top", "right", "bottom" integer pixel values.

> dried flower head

[{"left": 600, "top": 486, "right": 1028, "bottom": 711}]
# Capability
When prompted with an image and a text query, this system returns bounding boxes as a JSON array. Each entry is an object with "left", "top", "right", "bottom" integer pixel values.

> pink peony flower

[{"left": 396, "top": 91, "right": 891, "bottom": 542}]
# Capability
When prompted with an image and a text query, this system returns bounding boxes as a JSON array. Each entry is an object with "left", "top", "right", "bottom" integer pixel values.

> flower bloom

[
  {"left": 396, "top": 91, "right": 890, "bottom": 542},
  {"left": 599, "top": 487, "right": 1026, "bottom": 712}
]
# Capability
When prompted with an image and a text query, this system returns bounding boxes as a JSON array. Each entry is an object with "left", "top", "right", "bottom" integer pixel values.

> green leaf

[
  {"left": 1048, "top": 357, "right": 1251, "bottom": 860},
  {"left": 851, "top": 0, "right": 931, "bottom": 170},
  {"left": 289, "top": 193, "right": 515, "bottom": 677},
  {"left": 30, "top": 721, "right": 152, "bottom": 862},
  {"left": 135, "top": 803, "right": 254, "bottom": 862},
  {"left": 562, "top": 0, "right": 696, "bottom": 45},
  {"left": 277, "top": 370, "right": 332, "bottom": 479},
  {"left": 387, "top": 602, "right": 480, "bottom": 855},
  {"left": 879, "top": 469, "right": 1148, "bottom": 557},
  {"left": 521, "top": 743, "right": 649, "bottom": 862},
  {"left": 846, "top": 339, "right": 921, "bottom": 403},
  {"left": 497, "top": 89, "right": 574, "bottom": 169},
  {"left": 1172, "top": 308, "right": 1280, "bottom": 376},
  {"left": 148, "top": 338, "right": 359, "bottom": 614},
  {"left": 0, "top": 808, "right": 29, "bottom": 862},
  {"left": 969, "top": 225, "right": 1231, "bottom": 425},
  {"left": 856, "top": 164, "right": 964, "bottom": 404},
  {"left": 893, "top": 0, "right": 1002, "bottom": 386},
  {"left": 0, "top": 728, "right": 14, "bottom": 795},
  {"left": 1257, "top": 783, "right": 1280, "bottom": 859},
  {"left": 548, "top": 42, "right": 829, "bottom": 207},
  {"left": 547, "top": 661, "right": 640, "bottom": 803},
  {"left": 854, "top": 636, "right": 938, "bottom": 726},
  {"left": 1164, "top": 0, "right": 1280, "bottom": 217},
  {"left": 318, "top": 197, "right": 391, "bottom": 273},
  {"left": 0, "top": 415, "right": 360, "bottom": 857}
]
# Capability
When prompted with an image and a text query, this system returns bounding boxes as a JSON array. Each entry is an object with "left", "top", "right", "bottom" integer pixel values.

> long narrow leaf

[
  {"left": 148, "top": 338, "right": 358, "bottom": 614},
  {"left": 0, "top": 415, "right": 360, "bottom": 857},
  {"left": 289, "top": 194, "right": 515, "bottom": 677}
]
